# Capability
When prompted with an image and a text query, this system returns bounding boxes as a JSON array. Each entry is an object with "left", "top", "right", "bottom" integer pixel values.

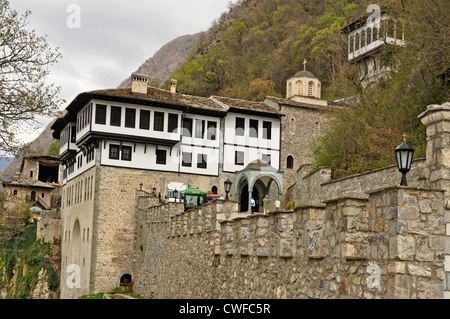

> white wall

[
  {"left": 89, "top": 100, "right": 182, "bottom": 142},
  {"left": 223, "top": 113, "right": 280, "bottom": 172}
]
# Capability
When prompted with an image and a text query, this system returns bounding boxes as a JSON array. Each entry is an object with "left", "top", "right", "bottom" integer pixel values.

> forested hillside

[
  {"left": 167, "top": 0, "right": 449, "bottom": 178},
  {"left": 165, "top": 0, "right": 361, "bottom": 100}
]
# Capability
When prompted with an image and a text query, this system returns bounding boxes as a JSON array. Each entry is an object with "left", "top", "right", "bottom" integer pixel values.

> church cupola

[{"left": 286, "top": 60, "right": 321, "bottom": 100}]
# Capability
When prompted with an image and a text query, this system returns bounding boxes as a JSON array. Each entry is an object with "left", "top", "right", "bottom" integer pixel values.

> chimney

[
  {"left": 170, "top": 79, "right": 178, "bottom": 94},
  {"left": 131, "top": 74, "right": 148, "bottom": 94}
]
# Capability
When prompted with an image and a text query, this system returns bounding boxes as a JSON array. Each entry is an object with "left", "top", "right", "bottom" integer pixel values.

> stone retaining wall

[{"left": 134, "top": 186, "right": 445, "bottom": 299}]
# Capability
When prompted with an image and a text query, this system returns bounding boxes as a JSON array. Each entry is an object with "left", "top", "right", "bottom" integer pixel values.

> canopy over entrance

[{"left": 235, "top": 160, "right": 283, "bottom": 213}]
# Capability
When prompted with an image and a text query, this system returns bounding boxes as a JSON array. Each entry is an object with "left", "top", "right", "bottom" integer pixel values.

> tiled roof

[
  {"left": 4, "top": 179, "right": 56, "bottom": 189},
  {"left": 211, "top": 96, "right": 280, "bottom": 115},
  {"left": 74, "top": 87, "right": 228, "bottom": 114}
]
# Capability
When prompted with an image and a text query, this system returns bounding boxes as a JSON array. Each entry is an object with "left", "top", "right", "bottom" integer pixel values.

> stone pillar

[
  {"left": 418, "top": 102, "right": 450, "bottom": 298},
  {"left": 248, "top": 188, "right": 253, "bottom": 214}
]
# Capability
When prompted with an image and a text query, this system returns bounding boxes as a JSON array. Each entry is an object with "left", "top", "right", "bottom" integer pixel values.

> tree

[{"left": 0, "top": 0, "right": 63, "bottom": 155}]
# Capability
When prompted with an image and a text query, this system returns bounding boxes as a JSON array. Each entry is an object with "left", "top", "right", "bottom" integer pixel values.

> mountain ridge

[
  {"left": 117, "top": 33, "right": 202, "bottom": 88},
  {"left": 0, "top": 33, "right": 201, "bottom": 184}
]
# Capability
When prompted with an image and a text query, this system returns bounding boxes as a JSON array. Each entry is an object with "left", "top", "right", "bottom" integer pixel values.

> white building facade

[{"left": 52, "top": 75, "right": 283, "bottom": 298}]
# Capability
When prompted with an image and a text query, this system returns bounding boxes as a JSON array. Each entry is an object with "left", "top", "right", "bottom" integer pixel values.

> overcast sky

[{"left": 8, "top": 0, "right": 235, "bottom": 143}]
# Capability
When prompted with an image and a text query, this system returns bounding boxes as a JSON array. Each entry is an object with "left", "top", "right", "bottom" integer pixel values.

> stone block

[
  {"left": 279, "top": 240, "right": 293, "bottom": 257},
  {"left": 416, "top": 243, "right": 435, "bottom": 262},
  {"left": 341, "top": 243, "right": 368, "bottom": 259},
  {"left": 430, "top": 236, "right": 445, "bottom": 250},
  {"left": 257, "top": 247, "right": 270, "bottom": 257},
  {"left": 389, "top": 235, "right": 415, "bottom": 260},
  {"left": 407, "top": 264, "right": 432, "bottom": 277},
  {"left": 419, "top": 201, "right": 433, "bottom": 214},
  {"left": 388, "top": 275, "right": 411, "bottom": 299},
  {"left": 342, "top": 206, "right": 363, "bottom": 217},
  {"left": 388, "top": 262, "right": 406, "bottom": 274},
  {"left": 395, "top": 206, "right": 420, "bottom": 220},
  {"left": 256, "top": 218, "right": 269, "bottom": 228},
  {"left": 256, "top": 228, "right": 268, "bottom": 238},
  {"left": 417, "top": 280, "right": 444, "bottom": 299}
]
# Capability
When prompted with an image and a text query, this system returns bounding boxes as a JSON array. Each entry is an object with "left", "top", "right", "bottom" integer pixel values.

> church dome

[{"left": 294, "top": 70, "right": 316, "bottom": 78}]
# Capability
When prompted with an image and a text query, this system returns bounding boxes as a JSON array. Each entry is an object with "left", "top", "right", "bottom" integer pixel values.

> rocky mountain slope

[
  {"left": 117, "top": 33, "right": 202, "bottom": 88},
  {"left": 0, "top": 33, "right": 199, "bottom": 184}
]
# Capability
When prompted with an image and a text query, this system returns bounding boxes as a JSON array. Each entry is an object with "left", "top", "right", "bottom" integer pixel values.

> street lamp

[
  {"left": 395, "top": 134, "right": 415, "bottom": 186},
  {"left": 173, "top": 189, "right": 179, "bottom": 202},
  {"left": 224, "top": 178, "right": 232, "bottom": 200}
]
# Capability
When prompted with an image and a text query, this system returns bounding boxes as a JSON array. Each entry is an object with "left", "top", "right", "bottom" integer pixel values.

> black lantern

[
  {"left": 395, "top": 135, "right": 415, "bottom": 186},
  {"left": 173, "top": 189, "right": 179, "bottom": 202},
  {"left": 152, "top": 187, "right": 156, "bottom": 195},
  {"left": 139, "top": 183, "right": 143, "bottom": 191},
  {"left": 224, "top": 178, "right": 232, "bottom": 200}
]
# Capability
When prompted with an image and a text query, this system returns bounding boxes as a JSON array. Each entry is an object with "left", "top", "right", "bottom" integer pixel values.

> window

[
  {"left": 168, "top": 113, "right": 178, "bottom": 133},
  {"left": 154, "top": 112, "right": 164, "bottom": 132},
  {"left": 355, "top": 32, "right": 360, "bottom": 51},
  {"left": 287, "top": 156, "right": 294, "bottom": 169},
  {"left": 195, "top": 119, "right": 205, "bottom": 139},
  {"left": 262, "top": 154, "right": 271, "bottom": 165},
  {"left": 361, "top": 29, "right": 366, "bottom": 47},
  {"left": 249, "top": 119, "right": 258, "bottom": 138},
  {"left": 71, "top": 126, "right": 76, "bottom": 143},
  {"left": 235, "top": 117, "right": 245, "bottom": 136},
  {"left": 373, "top": 26, "right": 378, "bottom": 41},
  {"left": 13, "top": 190, "right": 17, "bottom": 196},
  {"left": 314, "top": 121, "right": 321, "bottom": 137},
  {"left": 121, "top": 146, "right": 132, "bottom": 161},
  {"left": 197, "top": 153, "right": 207, "bottom": 169},
  {"left": 109, "top": 144, "right": 120, "bottom": 160},
  {"left": 95, "top": 104, "right": 106, "bottom": 124},
  {"left": 207, "top": 121, "right": 217, "bottom": 140},
  {"left": 182, "top": 118, "right": 193, "bottom": 137},
  {"left": 125, "top": 108, "right": 136, "bottom": 128},
  {"left": 367, "top": 28, "right": 372, "bottom": 44},
  {"left": 156, "top": 149, "right": 167, "bottom": 165},
  {"left": 139, "top": 110, "right": 150, "bottom": 130},
  {"left": 308, "top": 82, "right": 313, "bottom": 96},
  {"left": 182, "top": 152, "right": 192, "bottom": 167},
  {"left": 297, "top": 81, "right": 302, "bottom": 95},
  {"left": 349, "top": 36, "right": 354, "bottom": 53},
  {"left": 290, "top": 118, "right": 296, "bottom": 135},
  {"left": 110, "top": 106, "right": 122, "bottom": 126},
  {"left": 235, "top": 151, "right": 245, "bottom": 166},
  {"left": 263, "top": 121, "right": 272, "bottom": 139}
]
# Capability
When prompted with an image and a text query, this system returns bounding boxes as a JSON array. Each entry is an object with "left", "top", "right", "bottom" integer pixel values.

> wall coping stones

[{"left": 366, "top": 185, "right": 446, "bottom": 195}]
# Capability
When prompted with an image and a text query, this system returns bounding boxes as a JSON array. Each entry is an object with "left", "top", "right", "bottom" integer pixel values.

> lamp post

[
  {"left": 224, "top": 178, "right": 232, "bottom": 200},
  {"left": 173, "top": 189, "right": 179, "bottom": 202},
  {"left": 395, "top": 134, "right": 415, "bottom": 186}
]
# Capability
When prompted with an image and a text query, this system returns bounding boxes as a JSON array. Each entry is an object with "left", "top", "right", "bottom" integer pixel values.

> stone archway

[
  {"left": 71, "top": 220, "right": 81, "bottom": 266},
  {"left": 235, "top": 160, "right": 283, "bottom": 214}
]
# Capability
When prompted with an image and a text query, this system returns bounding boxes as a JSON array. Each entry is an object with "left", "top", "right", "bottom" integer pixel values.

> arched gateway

[{"left": 235, "top": 160, "right": 283, "bottom": 213}]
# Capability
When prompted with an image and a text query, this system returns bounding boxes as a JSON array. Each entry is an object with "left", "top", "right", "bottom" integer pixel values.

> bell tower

[{"left": 286, "top": 61, "right": 322, "bottom": 101}]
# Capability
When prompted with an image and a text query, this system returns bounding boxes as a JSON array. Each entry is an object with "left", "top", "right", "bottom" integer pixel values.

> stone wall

[
  {"left": 37, "top": 210, "right": 61, "bottom": 243},
  {"left": 291, "top": 159, "right": 429, "bottom": 207},
  {"left": 133, "top": 199, "right": 239, "bottom": 298},
  {"left": 278, "top": 102, "right": 335, "bottom": 205},
  {"left": 130, "top": 102, "right": 449, "bottom": 299},
  {"left": 134, "top": 186, "right": 445, "bottom": 299}
]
